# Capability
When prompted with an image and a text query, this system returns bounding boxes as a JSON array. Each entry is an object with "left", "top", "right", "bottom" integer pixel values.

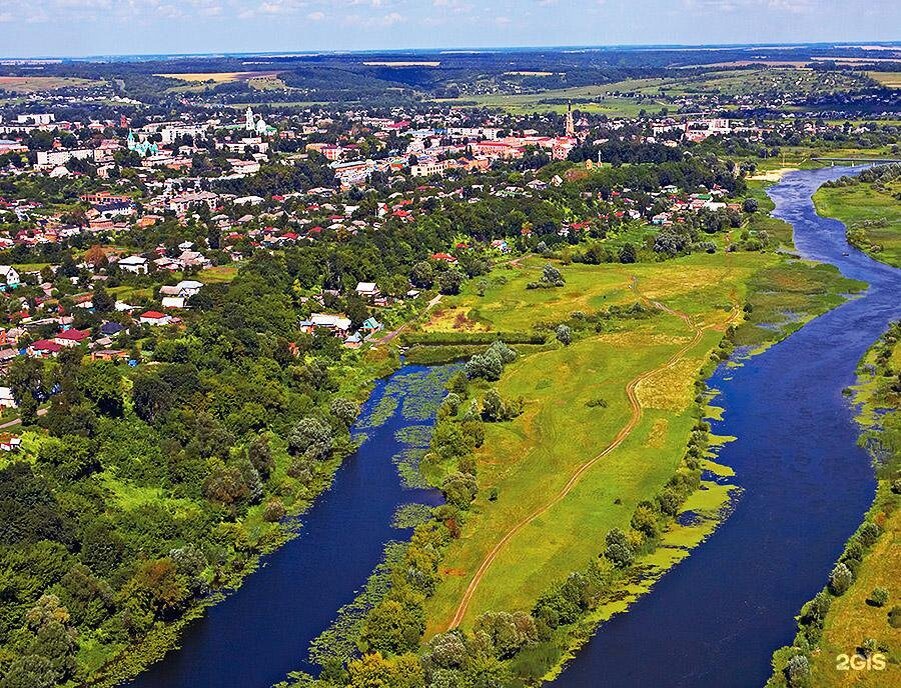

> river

[
  {"left": 552, "top": 166, "right": 900, "bottom": 687},
  {"left": 126, "top": 167, "right": 898, "bottom": 688},
  {"left": 126, "top": 364, "right": 454, "bottom": 688}
]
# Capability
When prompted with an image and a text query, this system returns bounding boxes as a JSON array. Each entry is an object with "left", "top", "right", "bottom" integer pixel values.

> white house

[
  {"left": 175, "top": 280, "right": 204, "bottom": 297},
  {"left": 139, "top": 310, "right": 171, "bottom": 326},
  {"left": 0, "top": 265, "right": 20, "bottom": 290},
  {"left": 300, "top": 313, "right": 352, "bottom": 337},
  {"left": 118, "top": 255, "right": 149, "bottom": 275},
  {"left": 355, "top": 282, "right": 380, "bottom": 300},
  {"left": 161, "top": 296, "right": 186, "bottom": 309}
]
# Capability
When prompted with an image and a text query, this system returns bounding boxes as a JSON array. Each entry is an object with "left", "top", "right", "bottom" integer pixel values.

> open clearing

[
  {"left": 0, "top": 76, "right": 102, "bottom": 93},
  {"left": 867, "top": 71, "right": 901, "bottom": 88},
  {"left": 157, "top": 71, "right": 286, "bottom": 91},
  {"left": 418, "top": 249, "right": 858, "bottom": 632}
]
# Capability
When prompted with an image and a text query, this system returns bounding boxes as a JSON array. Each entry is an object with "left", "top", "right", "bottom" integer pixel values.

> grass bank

[{"left": 813, "top": 173, "right": 901, "bottom": 268}]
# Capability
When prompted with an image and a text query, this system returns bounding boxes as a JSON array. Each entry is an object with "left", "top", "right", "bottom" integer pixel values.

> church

[
  {"left": 244, "top": 107, "right": 275, "bottom": 137},
  {"left": 126, "top": 131, "right": 158, "bottom": 157}
]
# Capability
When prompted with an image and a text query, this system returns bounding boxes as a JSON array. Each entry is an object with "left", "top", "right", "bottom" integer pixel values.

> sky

[{"left": 0, "top": 0, "right": 898, "bottom": 59}]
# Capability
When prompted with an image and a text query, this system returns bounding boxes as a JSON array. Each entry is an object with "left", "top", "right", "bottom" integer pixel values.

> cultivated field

[
  {"left": 157, "top": 71, "right": 286, "bottom": 91},
  {"left": 867, "top": 71, "right": 901, "bottom": 88}
]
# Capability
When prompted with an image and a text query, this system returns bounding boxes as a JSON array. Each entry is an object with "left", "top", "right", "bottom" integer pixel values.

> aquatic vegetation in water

[
  {"left": 307, "top": 541, "right": 407, "bottom": 667},
  {"left": 355, "top": 366, "right": 460, "bottom": 429},
  {"left": 392, "top": 503, "right": 434, "bottom": 529}
]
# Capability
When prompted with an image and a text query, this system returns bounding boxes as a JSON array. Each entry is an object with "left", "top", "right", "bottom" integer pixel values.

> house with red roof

[
  {"left": 29, "top": 339, "right": 63, "bottom": 357},
  {"left": 431, "top": 252, "right": 458, "bottom": 264},
  {"left": 54, "top": 329, "right": 90, "bottom": 348},
  {"left": 139, "top": 311, "right": 171, "bottom": 326}
]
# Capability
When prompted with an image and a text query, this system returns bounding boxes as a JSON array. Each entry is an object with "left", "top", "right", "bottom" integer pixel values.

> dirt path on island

[{"left": 447, "top": 296, "right": 715, "bottom": 629}]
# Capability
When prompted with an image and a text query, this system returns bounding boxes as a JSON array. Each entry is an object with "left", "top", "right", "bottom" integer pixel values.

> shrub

[
  {"left": 784, "top": 654, "right": 809, "bottom": 687},
  {"left": 828, "top": 562, "right": 853, "bottom": 596},
  {"left": 868, "top": 587, "right": 889, "bottom": 608},
  {"left": 888, "top": 606, "right": 901, "bottom": 628}
]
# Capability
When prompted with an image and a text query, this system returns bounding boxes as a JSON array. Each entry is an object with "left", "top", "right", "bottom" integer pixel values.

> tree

[
  {"left": 248, "top": 435, "right": 274, "bottom": 479},
  {"left": 743, "top": 198, "right": 759, "bottom": 213},
  {"left": 263, "top": 498, "right": 287, "bottom": 523},
  {"left": 6, "top": 594, "right": 80, "bottom": 688},
  {"left": 555, "top": 324, "right": 572, "bottom": 346},
  {"left": 132, "top": 372, "right": 172, "bottom": 424},
  {"left": 618, "top": 243, "right": 637, "bottom": 264},
  {"left": 360, "top": 599, "right": 425, "bottom": 655},
  {"left": 473, "top": 611, "right": 537, "bottom": 659},
  {"left": 330, "top": 398, "right": 358, "bottom": 428},
  {"left": 202, "top": 461, "right": 250, "bottom": 508},
  {"left": 480, "top": 390, "right": 504, "bottom": 422},
  {"left": 92, "top": 284, "right": 115, "bottom": 313},
  {"left": 541, "top": 263, "right": 564, "bottom": 286},
  {"left": 464, "top": 349, "right": 503, "bottom": 381},
  {"left": 347, "top": 652, "right": 425, "bottom": 688},
  {"left": 604, "top": 528, "right": 634, "bottom": 568},
  {"left": 441, "top": 472, "right": 478, "bottom": 508},
  {"left": 288, "top": 417, "right": 334, "bottom": 460},
  {"left": 410, "top": 261, "right": 434, "bottom": 289},
  {"left": 124, "top": 558, "right": 190, "bottom": 620},
  {"left": 427, "top": 632, "right": 467, "bottom": 669},
  {"left": 436, "top": 269, "right": 464, "bottom": 295},
  {"left": 84, "top": 245, "right": 108, "bottom": 269}
]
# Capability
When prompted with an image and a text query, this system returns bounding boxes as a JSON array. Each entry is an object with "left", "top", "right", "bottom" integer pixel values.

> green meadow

[
  {"left": 416, "top": 249, "right": 858, "bottom": 633},
  {"left": 814, "top": 178, "right": 901, "bottom": 268}
]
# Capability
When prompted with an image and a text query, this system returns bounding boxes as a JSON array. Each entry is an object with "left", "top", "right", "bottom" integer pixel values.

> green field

[
  {"left": 0, "top": 75, "right": 103, "bottom": 93},
  {"left": 814, "top": 177, "right": 901, "bottom": 268},
  {"left": 436, "top": 68, "right": 871, "bottom": 115},
  {"left": 417, "top": 248, "right": 859, "bottom": 634}
]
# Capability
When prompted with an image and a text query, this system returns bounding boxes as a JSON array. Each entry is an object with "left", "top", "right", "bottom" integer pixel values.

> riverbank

[
  {"left": 85, "top": 349, "right": 403, "bottom": 688},
  {"left": 812, "top": 164, "right": 901, "bottom": 268},
  {"left": 766, "top": 322, "right": 900, "bottom": 688}
]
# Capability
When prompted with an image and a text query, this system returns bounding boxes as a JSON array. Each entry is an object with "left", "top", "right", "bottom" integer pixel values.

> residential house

[
  {"left": 0, "top": 434, "right": 21, "bottom": 452},
  {"left": 300, "top": 313, "right": 352, "bottom": 337},
  {"left": 29, "top": 339, "right": 63, "bottom": 357},
  {"left": 139, "top": 311, "right": 171, "bottom": 326},
  {"left": 118, "top": 255, "right": 149, "bottom": 275},
  {"left": 54, "top": 329, "right": 90, "bottom": 348},
  {"left": 0, "top": 386, "right": 16, "bottom": 409},
  {"left": 355, "top": 282, "right": 380, "bottom": 302},
  {"left": 0, "top": 265, "right": 19, "bottom": 290}
]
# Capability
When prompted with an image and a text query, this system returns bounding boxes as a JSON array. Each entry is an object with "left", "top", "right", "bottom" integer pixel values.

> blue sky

[{"left": 0, "top": 0, "right": 898, "bottom": 58}]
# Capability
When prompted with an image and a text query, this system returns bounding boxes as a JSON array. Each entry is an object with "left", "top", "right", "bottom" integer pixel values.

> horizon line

[{"left": 3, "top": 39, "right": 901, "bottom": 63}]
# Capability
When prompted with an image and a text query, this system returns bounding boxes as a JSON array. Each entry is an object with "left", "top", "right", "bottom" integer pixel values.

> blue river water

[
  {"left": 553, "top": 166, "right": 901, "bottom": 687},
  {"left": 126, "top": 365, "right": 453, "bottom": 688}
]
